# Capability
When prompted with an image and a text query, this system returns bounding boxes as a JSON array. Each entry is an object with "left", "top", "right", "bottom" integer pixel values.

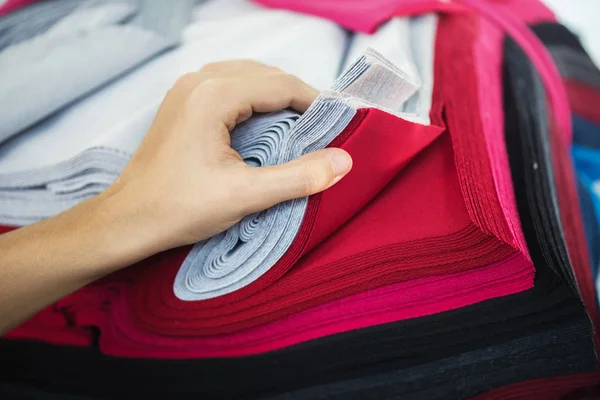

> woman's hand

[
  {"left": 0, "top": 61, "right": 352, "bottom": 333},
  {"left": 105, "top": 60, "right": 352, "bottom": 257}
]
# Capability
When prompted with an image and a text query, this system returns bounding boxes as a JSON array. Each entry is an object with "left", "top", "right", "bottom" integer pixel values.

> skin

[{"left": 0, "top": 61, "right": 353, "bottom": 334}]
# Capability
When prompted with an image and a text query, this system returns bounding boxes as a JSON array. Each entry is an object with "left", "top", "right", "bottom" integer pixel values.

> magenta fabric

[
  {"left": 93, "top": 254, "right": 533, "bottom": 358},
  {"left": 253, "top": 0, "right": 469, "bottom": 33},
  {"left": 474, "top": 16, "right": 528, "bottom": 257}
]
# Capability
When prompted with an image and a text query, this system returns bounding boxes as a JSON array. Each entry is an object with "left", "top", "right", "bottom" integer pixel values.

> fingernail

[{"left": 330, "top": 150, "right": 352, "bottom": 176}]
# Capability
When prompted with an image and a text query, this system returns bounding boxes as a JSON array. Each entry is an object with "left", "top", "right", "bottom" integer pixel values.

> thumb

[{"left": 243, "top": 148, "right": 352, "bottom": 214}]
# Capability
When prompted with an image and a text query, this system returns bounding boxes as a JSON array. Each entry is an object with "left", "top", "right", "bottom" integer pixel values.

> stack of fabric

[
  {"left": 0, "top": 0, "right": 599, "bottom": 399},
  {"left": 531, "top": 21, "right": 600, "bottom": 302}
]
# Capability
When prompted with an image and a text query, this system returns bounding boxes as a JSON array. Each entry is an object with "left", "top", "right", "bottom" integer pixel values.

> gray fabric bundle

[
  {"left": 0, "top": 0, "right": 86, "bottom": 51},
  {"left": 174, "top": 14, "right": 437, "bottom": 301}
]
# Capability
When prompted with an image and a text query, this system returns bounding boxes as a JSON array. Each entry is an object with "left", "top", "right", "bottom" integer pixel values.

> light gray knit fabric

[
  {"left": 0, "top": 0, "right": 347, "bottom": 225},
  {"left": 0, "top": 0, "right": 88, "bottom": 51},
  {"left": 0, "top": 2, "right": 173, "bottom": 144}
]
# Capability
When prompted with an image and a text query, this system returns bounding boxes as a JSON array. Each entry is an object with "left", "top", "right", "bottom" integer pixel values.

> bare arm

[{"left": 0, "top": 61, "right": 352, "bottom": 334}]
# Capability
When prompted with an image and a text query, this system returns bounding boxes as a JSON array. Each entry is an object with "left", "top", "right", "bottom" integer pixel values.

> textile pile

[{"left": 1, "top": 0, "right": 599, "bottom": 398}]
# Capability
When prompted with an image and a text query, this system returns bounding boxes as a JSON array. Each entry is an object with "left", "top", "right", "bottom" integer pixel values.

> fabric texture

[
  {"left": 0, "top": 1, "right": 598, "bottom": 399},
  {"left": 0, "top": 0, "right": 347, "bottom": 226},
  {"left": 0, "top": 1, "right": 191, "bottom": 146}
]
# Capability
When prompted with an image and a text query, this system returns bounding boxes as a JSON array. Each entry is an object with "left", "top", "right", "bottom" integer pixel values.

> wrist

[{"left": 91, "top": 184, "right": 170, "bottom": 271}]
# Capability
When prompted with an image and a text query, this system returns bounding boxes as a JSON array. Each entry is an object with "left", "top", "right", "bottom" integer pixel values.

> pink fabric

[
  {"left": 460, "top": 0, "right": 572, "bottom": 144},
  {"left": 474, "top": 16, "right": 528, "bottom": 257},
  {"left": 0, "top": 0, "right": 38, "bottom": 16},
  {"left": 489, "top": 0, "right": 556, "bottom": 24},
  {"left": 90, "top": 254, "right": 533, "bottom": 358},
  {"left": 252, "top": 0, "right": 567, "bottom": 143},
  {"left": 253, "top": 0, "right": 469, "bottom": 33}
]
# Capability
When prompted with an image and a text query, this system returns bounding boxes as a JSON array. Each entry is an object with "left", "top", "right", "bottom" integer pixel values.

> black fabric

[
  {"left": 267, "top": 320, "right": 593, "bottom": 400},
  {"left": 531, "top": 22, "right": 600, "bottom": 91},
  {"left": 0, "top": 382, "right": 96, "bottom": 400},
  {"left": 502, "top": 35, "right": 578, "bottom": 293},
  {"left": 530, "top": 22, "right": 588, "bottom": 55}
]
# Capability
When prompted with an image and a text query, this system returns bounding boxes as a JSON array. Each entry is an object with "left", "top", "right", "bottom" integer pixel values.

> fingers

[
  {"left": 240, "top": 148, "right": 352, "bottom": 215},
  {"left": 189, "top": 73, "right": 319, "bottom": 131}
]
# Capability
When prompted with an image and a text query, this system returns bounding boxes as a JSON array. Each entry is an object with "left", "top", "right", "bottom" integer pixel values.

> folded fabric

[
  {"left": 92, "top": 253, "right": 532, "bottom": 358},
  {"left": 115, "top": 9, "right": 534, "bottom": 339},
  {"left": 0, "top": 1, "right": 186, "bottom": 146},
  {"left": 0, "top": 3, "right": 597, "bottom": 400},
  {"left": 0, "top": 0, "right": 87, "bottom": 51},
  {"left": 532, "top": 21, "right": 600, "bottom": 323},
  {"left": 253, "top": 0, "right": 556, "bottom": 34},
  {"left": 0, "top": 312, "right": 594, "bottom": 400},
  {"left": 549, "top": 45, "right": 600, "bottom": 88},
  {"left": 468, "top": 372, "right": 600, "bottom": 400},
  {"left": 0, "top": 0, "right": 347, "bottom": 226},
  {"left": 266, "top": 321, "right": 594, "bottom": 400}
]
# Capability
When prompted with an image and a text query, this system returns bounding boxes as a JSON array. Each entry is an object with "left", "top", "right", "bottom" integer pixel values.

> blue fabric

[
  {"left": 572, "top": 144, "right": 600, "bottom": 300},
  {"left": 573, "top": 115, "right": 600, "bottom": 150}
]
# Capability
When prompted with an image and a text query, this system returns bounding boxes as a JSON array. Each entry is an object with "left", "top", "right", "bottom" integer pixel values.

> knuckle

[
  {"left": 173, "top": 72, "right": 199, "bottom": 91},
  {"left": 199, "top": 61, "right": 225, "bottom": 73},
  {"left": 190, "top": 78, "right": 229, "bottom": 102}
]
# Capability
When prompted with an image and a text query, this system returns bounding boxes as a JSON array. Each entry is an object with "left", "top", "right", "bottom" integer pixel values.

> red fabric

[
  {"left": 96, "top": 254, "right": 532, "bottom": 358},
  {"left": 469, "top": 372, "right": 600, "bottom": 400},
  {"left": 564, "top": 79, "right": 600, "bottom": 126},
  {"left": 103, "top": 14, "right": 529, "bottom": 339},
  {"left": 0, "top": 0, "right": 38, "bottom": 16},
  {"left": 0, "top": 225, "right": 94, "bottom": 346},
  {"left": 4, "top": 306, "right": 93, "bottom": 347},
  {"left": 6, "top": 12, "right": 535, "bottom": 353}
]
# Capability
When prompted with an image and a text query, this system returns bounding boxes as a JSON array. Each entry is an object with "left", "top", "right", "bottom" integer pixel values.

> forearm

[{"left": 0, "top": 187, "right": 161, "bottom": 334}]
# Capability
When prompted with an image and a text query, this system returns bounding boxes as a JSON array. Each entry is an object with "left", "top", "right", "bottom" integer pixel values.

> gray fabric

[
  {"left": 0, "top": 0, "right": 196, "bottom": 146},
  {"left": 0, "top": 0, "right": 88, "bottom": 51},
  {"left": 549, "top": 45, "right": 600, "bottom": 88},
  {"left": 0, "top": 1, "right": 170, "bottom": 145},
  {"left": 127, "top": 0, "right": 196, "bottom": 44}
]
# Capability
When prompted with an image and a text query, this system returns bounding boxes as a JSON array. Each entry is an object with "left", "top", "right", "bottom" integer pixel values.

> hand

[
  {"left": 0, "top": 61, "right": 353, "bottom": 333},
  {"left": 103, "top": 60, "right": 353, "bottom": 256}
]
